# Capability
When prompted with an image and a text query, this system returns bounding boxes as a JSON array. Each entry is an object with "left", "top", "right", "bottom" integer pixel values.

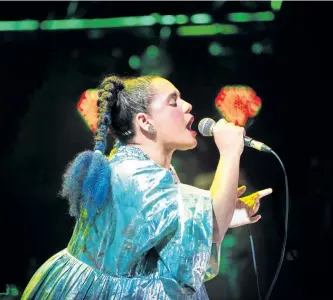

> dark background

[{"left": 0, "top": 1, "right": 331, "bottom": 299}]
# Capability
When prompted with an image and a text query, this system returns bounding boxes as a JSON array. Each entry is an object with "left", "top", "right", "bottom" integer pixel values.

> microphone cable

[
  {"left": 247, "top": 224, "right": 262, "bottom": 300},
  {"left": 247, "top": 149, "right": 289, "bottom": 300}
]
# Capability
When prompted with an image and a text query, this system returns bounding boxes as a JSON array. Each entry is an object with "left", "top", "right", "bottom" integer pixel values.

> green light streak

[
  {"left": 0, "top": 10, "right": 277, "bottom": 32},
  {"left": 40, "top": 16, "right": 157, "bottom": 30},
  {"left": 228, "top": 11, "right": 275, "bottom": 22},
  {"left": 0, "top": 20, "right": 39, "bottom": 31},
  {"left": 177, "top": 24, "right": 239, "bottom": 36}
]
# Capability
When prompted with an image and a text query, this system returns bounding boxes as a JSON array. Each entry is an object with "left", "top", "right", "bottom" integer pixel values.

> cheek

[
  {"left": 156, "top": 108, "right": 183, "bottom": 126},
  {"left": 168, "top": 109, "right": 184, "bottom": 122}
]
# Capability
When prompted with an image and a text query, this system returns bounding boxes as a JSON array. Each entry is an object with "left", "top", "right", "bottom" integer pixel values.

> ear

[{"left": 136, "top": 113, "right": 153, "bottom": 131}]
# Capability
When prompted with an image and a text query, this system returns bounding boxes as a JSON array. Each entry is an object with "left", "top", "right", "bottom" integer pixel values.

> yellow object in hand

[{"left": 238, "top": 191, "right": 259, "bottom": 209}]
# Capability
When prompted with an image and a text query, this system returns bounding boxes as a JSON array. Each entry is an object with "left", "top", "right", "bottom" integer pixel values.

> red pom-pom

[
  {"left": 215, "top": 85, "right": 262, "bottom": 127},
  {"left": 77, "top": 89, "right": 99, "bottom": 132}
]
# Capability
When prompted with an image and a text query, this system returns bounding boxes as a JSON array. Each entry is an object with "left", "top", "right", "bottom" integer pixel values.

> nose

[{"left": 182, "top": 100, "right": 192, "bottom": 113}]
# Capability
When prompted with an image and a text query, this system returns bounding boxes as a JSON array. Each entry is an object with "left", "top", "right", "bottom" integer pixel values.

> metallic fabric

[{"left": 22, "top": 145, "right": 220, "bottom": 299}]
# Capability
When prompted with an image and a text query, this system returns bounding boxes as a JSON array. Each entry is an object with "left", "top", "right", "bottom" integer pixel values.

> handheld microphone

[{"left": 198, "top": 118, "right": 272, "bottom": 153}]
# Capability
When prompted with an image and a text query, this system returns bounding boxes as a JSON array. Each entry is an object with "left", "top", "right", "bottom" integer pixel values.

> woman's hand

[
  {"left": 213, "top": 119, "right": 245, "bottom": 157},
  {"left": 229, "top": 186, "right": 273, "bottom": 228}
]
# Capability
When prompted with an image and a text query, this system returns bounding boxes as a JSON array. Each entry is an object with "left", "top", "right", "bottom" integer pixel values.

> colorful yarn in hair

[
  {"left": 60, "top": 150, "right": 94, "bottom": 218},
  {"left": 61, "top": 78, "right": 124, "bottom": 219},
  {"left": 82, "top": 150, "right": 111, "bottom": 220},
  {"left": 108, "top": 140, "right": 122, "bottom": 159}
]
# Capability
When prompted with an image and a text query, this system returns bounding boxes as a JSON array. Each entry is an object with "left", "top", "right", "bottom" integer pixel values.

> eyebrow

[{"left": 166, "top": 91, "right": 181, "bottom": 101}]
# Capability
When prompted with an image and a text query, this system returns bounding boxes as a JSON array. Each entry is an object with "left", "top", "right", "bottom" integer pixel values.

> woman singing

[{"left": 22, "top": 75, "right": 271, "bottom": 299}]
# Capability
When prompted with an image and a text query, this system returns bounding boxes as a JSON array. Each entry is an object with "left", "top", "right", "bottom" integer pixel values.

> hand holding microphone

[
  {"left": 211, "top": 118, "right": 245, "bottom": 157},
  {"left": 198, "top": 118, "right": 272, "bottom": 153}
]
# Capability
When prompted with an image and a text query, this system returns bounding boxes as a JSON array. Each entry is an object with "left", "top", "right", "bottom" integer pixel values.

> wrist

[{"left": 219, "top": 152, "right": 241, "bottom": 163}]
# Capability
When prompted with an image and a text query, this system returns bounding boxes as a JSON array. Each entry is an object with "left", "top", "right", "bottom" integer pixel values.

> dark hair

[
  {"left": 60, "top": 75, "right": 158, "bottom": 218},
  {"left": 101, "top": 75, "right": 157, "bottom": 145}
]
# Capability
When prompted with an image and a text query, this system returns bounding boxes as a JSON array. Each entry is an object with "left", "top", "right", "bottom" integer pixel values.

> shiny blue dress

[{"left": 22, "top": 145, "right": 220, "bottom": 299}]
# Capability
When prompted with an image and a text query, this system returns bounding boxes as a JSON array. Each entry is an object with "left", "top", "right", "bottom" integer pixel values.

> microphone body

[{"left": 198, "top": 118, "right": 272, "bottom": 153}]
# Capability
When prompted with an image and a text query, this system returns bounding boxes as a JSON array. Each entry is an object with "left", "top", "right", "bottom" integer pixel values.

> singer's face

[{"left": 149, "top": 78, "right": 197, "bottom": 151}]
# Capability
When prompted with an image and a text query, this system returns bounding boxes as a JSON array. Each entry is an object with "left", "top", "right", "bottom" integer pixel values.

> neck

[{"left": 128, "top": 140, "right": 174, "bottom": 169}]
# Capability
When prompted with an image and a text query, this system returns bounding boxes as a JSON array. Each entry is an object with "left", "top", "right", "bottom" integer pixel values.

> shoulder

[
  {"left": 109, "top": 148, "right": 174, "bottom": 191},
  {"left": 109, "top": 148, "right": 178, "bottom": 219}
]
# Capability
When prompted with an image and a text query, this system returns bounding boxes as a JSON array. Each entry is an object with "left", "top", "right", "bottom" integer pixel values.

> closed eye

[{"left": 169, "top": 93, "right": 178, "bottom": 107}]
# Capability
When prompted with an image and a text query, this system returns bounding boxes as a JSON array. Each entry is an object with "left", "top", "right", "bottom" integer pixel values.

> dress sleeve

[
  {"left": 153, "top": 182, "right": 215, "bottom": 298},
  {"left": 175, "top": 184, "right": 221, "bottom": 283},
  {"left": 203, "top": 241, "right": 221, "bottom": 282},
  {"left": 118, "top": 161, "right": 214, "bottom": 298},
  {"left": 177, "top": 185, "right": 221, "bottom": 283}
]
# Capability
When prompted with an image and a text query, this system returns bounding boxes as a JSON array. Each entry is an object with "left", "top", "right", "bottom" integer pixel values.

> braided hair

[{"left": 60, "top": 75, "right": 157, "bottom": 218}]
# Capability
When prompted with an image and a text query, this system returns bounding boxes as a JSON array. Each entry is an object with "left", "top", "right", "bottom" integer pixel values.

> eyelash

[{"left": 170, "top": 96, "right": 178, "bottom": 107}]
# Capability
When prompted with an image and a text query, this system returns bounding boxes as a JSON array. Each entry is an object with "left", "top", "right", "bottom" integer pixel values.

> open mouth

[
  {"left": 186, "top": 116, "right": 194, "bottom": 130},
  {"left": 186, "top": 116, "right": 196, "bottom": 135}
]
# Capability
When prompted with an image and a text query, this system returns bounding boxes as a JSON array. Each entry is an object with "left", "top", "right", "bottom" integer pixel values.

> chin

[{"left": 177, "top": 138, "right": 197, "bottom": 151}]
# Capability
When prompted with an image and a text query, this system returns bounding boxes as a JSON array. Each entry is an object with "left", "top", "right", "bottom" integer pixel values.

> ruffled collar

[
  {"left": 112, "top": 144, "right": 179, "bottom": 183},
  {"left": 113, "top": 144, "right": 152, "bottom": 162}
]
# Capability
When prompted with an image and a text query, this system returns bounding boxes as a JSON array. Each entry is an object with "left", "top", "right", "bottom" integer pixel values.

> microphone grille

[{"left": 198, "top": 118, "right": 216, "bottom": 136}]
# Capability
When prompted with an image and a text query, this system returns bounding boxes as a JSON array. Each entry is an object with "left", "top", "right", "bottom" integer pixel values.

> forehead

[{"left": 151, "top": 78, "right": 178, "bottom": 96}]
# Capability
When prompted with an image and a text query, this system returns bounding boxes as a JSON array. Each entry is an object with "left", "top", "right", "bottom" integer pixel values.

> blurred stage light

[
  {"left": 191, "top": 13, "right": 212, "bottom": 24},
  {"left": 271, "top": 0, "right": 283, "bottom": 11},
  {"left": 0, "top": 9, "right": 280, "bottom": 32},
  {"left": 228, "top": 11, "right": 275, "bottom": 22},
  {"left": 147, "top": 45, "right": 159, "bottom": 59},
  {"left": 0, "top": 20, "right": 39, "bottom": 31},
  {"left": 252, "top": 43, "right": 263, "bottom": 54},
  {"left": 128, "top": 55, "right": 141, "bottom": 70},
  {"left": 39, "top": 13, "right": 201, "bottom": 31},
  {"left": 219, "top": 234, "right": 237, "bottom": 276},
  {"left": 87, "top": 29, "right": 104, "bottom": 39},
  {"left": 208, "top": 42, "right": 233, "bottom": 56},
  {"left": 139, "top": 45, "right": 172, "bottom": 77},
  {"left": 251, "top": 42, "right": 273, "bottom": 54},
  {"left": 40, "top": 16, "right": 157, "bottom": 30},
  {"left": 160, "top": 26, "right": 171, "bottom": 39},
  {"left": 209, "top": 42, "right": 222, "bottom": 56},
  {"left": 177, "top": 24, "right": 239, "bottom": 36},
  {"left": 66, "top": 1, "right": 79, "bottom": 18},
  {"left": 175, "top": 14, "right": 189, "bottom": 25},
  {"left": 0, "top": 13, "right": 208, "bottom": 33},
  {"left": 160, "top": 15, "right": 176, "bottom": 25}
]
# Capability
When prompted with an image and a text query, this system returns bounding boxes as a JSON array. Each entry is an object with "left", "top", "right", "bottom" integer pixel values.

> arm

[{"left": 210, "top": 154, "right": 240, "bottom": 243}]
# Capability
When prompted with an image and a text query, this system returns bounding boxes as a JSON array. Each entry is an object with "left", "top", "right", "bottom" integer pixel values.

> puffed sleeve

[
  {"left": 115, "top": 160, "right": 214, "bottom": 298},
  {"left": 162, "top": 184, "right": 221, "bottom": 287},
  {"left": 178, "top": 185, "right": 221, "bottom": 283},
  {"left": 152, "top": 182, "right": 215, "bottom": 298}
]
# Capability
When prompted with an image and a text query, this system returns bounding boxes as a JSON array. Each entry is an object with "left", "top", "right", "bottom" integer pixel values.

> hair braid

[{"left": 94, "top": 78, "right": 124, "bottom": 153}]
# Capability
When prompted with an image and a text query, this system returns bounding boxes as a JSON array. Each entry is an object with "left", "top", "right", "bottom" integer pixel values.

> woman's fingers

[
  {"left": 257, "top": 188, "right": 273, "bottom": 199},
  {"left": 250, "top": 214, "right": 262, "bottom": 223},
  {"left": 237, "top": 185, "right": 247, "bottom": 197}
]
